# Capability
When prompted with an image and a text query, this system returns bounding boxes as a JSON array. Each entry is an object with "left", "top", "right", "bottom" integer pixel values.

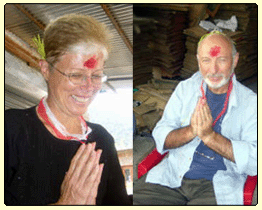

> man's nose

[{"left": 209, "top": 61, "right": 219, "bottom": 74}]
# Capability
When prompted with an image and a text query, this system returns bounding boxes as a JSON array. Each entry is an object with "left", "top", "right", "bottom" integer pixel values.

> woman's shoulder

[
  {"left": 5, "top": 107, "right": 38, "bottom": 154},
  {"left": 86, "top": 122, "right": 112, "bottom": 137},
  {"left": 5, "top": 107, "right": 36, "bottom": 127},
  {"left": 85, "top": 121, "right": 106, "bottom": 133},
  {"left": 86, "top": 122, "right": 115, "bottom": 145}
]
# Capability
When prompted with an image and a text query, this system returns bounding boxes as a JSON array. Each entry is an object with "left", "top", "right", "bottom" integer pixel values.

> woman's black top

[{"left": 5, "top": 107, "right": 131, "bottom": 205}]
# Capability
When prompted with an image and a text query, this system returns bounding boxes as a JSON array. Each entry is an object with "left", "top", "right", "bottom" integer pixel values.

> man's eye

[{"left": 219, "top": 58, "right": 227, "bottom": 62}]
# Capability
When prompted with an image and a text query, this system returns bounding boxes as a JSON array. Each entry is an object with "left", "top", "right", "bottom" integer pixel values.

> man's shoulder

[
  {"left": 232, "top": 80, "right": 257, "bottom": 114},
  {"left": 176, "top": 72, "right": 201, "bottom": 92},
  {"left": 234, "top": 80, "right": 257, "bottom": 101}
]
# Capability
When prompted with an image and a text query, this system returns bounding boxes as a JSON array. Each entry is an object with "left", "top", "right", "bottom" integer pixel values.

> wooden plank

[
  {"left": 5, "top": 34, "right": 40, "bottom": 69},
  {"left": 133, "top": 103, "right": 156, "bottom": 115},
  {"left": 101, "top": 4, "right": 133, "bottom": 54}
]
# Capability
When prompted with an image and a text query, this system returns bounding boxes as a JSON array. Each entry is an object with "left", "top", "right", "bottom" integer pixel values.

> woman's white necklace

[{"left": 40, "top": 97, "right": 92, "bottom": 141}]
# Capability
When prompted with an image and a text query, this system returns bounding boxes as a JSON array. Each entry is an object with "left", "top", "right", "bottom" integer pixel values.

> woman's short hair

[{"left": 44, "top": 14, "right": 111, "bottom": 65}]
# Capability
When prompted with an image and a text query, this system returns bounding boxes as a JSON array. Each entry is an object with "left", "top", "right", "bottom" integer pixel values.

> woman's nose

[{"left": 80, "top": 76, "right": 94, "bottom": 91}]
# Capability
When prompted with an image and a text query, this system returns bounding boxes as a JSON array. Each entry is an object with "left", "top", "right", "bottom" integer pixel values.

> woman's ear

[{"left": 39, "top": 60, "right": 50, "bottom": 82}]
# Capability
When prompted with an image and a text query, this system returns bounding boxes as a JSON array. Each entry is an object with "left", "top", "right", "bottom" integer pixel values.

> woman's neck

[{"left": 44, "top": 98, "right": 83, "bottom": 135}]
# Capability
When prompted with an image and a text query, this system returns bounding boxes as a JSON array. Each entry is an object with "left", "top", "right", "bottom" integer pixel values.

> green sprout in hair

[
  {"left": 32, "top": 34, "right": 46, "bottom": 59},
  {"left": 198, "top": 30, "right": 235, "bottom": 47}
]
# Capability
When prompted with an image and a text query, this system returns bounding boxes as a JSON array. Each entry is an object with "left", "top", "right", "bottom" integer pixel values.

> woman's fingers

[
  {"left": 63, "top": 142, "right": 97, "bottom": 190},
  {"left": 58, "top": 142, "right": 104, "bottom": 205},
  {"left": 78, "top": 149, "right": 103, "bottom": 186},
  {"left": 81, "top": 162, "right": 101, "bottom": 203},
  {"left": 62, "top": 143, "right": 87, "bottom": 186},
  {"left": 67, "top": 143, "right": 93, "bottom": 180},
  {"left": 85, "top": 163, "right": 104, "bottom": 205},
  {"left": 70, "top": 143, "right": 87, "bottom": 169}
]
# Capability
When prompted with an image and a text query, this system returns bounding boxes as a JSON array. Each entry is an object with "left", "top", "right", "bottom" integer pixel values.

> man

[{"left": 133, "top": 31, "right": 257, "bottom": 205}]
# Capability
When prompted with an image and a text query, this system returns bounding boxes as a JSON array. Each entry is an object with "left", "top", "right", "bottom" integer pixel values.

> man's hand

[
  {"left": 191, "top": 98, "right": 214, "bottom": 143},
  {"left": 55, "top": 142, "right": 104, "bottom": 205},
  {"left": 197, "top": 99, "right": 213, "bottom": 140},
  {"left": 189, "top": 98, "right": 235, "bottom": 162},
  {"left": 190, "top": 98, "right": 200, "bottom": 137}
]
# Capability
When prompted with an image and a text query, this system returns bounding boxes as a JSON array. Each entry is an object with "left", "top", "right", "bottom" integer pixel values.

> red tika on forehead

[
  {"left": 83, "top": 55, "right": 98, "bottom": 69},
  {"left": 209, "top": 46, "right": 221, "bottom": 57}
]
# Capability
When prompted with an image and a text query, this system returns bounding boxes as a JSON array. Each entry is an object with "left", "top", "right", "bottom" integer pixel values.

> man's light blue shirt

[{"left": 146, "top": 72, "right": 257, "bottom": 205}]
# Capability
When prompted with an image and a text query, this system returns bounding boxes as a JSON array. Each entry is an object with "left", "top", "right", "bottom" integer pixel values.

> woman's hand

[{"left": 55, "top": 142, "right": 104, "bottom": 205}]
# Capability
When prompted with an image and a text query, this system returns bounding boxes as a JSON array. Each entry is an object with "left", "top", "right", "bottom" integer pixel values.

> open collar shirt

[{"left": 146, "top": 72, "right": 257, "bottom": 205}]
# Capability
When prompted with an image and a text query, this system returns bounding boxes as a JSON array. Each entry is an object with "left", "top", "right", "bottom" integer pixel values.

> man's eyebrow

[
  {"left": 200, "top": 56, "right": 230, "bottom": 59},
  {"left": 199, "top": 57, "right": 211, "bottom": 60}
]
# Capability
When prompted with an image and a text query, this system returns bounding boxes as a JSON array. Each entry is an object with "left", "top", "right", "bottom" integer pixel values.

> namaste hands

[
  {"left": 190, "top": 98, "right": 214, "bottom": 143},
  {"left": 55, "top": 142, "right": 104, "bottom": 205}
]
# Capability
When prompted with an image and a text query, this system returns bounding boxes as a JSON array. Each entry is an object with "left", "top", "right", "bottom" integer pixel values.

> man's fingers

[
  {"left": 199, "top": 103, "right": 206, "bottom": 121},
  {"left": 202, "top": 101, "right": 212, "bottom": 122},
  {"left": 197, "top": 105, "right": 202, "bottom": 126},
  {"left": 203, "top": 103, "right": 210, "bottom": 120}
]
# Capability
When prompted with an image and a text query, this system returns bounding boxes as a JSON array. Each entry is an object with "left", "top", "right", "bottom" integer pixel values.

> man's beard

[{"left": 201, "top": 67, "right": 234, "bottom": 90}]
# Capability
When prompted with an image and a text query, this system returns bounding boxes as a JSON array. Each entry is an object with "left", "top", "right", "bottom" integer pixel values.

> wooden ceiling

[{"left": 5, "top": 4, "right": 133, "bottom": 79}]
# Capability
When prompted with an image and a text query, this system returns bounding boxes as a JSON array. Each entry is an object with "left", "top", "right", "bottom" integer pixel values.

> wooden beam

[
  {"left": 5, "top": 33, "right": 40, "bottom": 69},
  {"left": 14, "top": 4, "right": 46, "bottom": 31},
  {"left": 100, "top": 4, "right": 133, "bottom": 54},
  {"left": 5, "top": 5, "right": 44, "bottom": 70},
  {"left": 206, "top": 4, "right": 222, "bottom": 18},
  {"left": 137, "top": 4, "right": 190, "bottom": 12}
]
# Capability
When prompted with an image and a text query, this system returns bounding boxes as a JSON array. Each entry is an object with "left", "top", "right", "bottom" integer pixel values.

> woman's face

[{"left": 44, "top": 52, "right": 104, "bottom": 118}]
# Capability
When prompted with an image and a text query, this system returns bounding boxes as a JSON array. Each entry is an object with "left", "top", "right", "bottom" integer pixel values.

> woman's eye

[
  {"left": 69, "top": 73, "right": 83, "bottom": 78},
  {"left": 92, "top": 75, "right": 103, "bottom": 79}
]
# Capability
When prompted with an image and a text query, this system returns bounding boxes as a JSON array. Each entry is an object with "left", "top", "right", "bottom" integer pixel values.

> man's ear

[
  {"left": 39, "top": 60, "right": 50, "bottom": 82},
  {"left": 233, "top": 52, "right": 239, "bottom": 69},
  {"left": 196, "top": 54, "right": 199, "bottom": 61}
]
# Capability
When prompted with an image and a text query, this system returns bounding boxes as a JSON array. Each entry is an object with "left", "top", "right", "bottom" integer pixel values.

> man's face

[{"left": 197, "top": 34, "right": 239, "bottom": 94}]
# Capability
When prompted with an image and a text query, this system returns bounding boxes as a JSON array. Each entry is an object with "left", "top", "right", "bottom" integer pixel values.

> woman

[{"left": 5, "top": 14, "right": 131, "bottom": 205}]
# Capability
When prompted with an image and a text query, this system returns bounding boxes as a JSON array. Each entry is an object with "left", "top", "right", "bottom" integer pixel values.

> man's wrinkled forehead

[
  {"left": 198, "top": 30, "right": 231, "bottom": 46},
  {"left": 198, "top": 34, "right": 232, "bottom": 56}
]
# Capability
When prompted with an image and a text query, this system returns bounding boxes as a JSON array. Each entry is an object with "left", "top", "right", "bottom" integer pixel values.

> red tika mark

[
  {"left": 83, "top": 55, "right": 98, "bottom": 69},
  {"left": 209, "top": 46, "right": 221, "bottom": 57}
]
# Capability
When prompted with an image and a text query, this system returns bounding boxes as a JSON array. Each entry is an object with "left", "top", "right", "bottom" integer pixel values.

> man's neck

[{"left": 208, "top": 82, "right": 229, "bottom": 94}]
